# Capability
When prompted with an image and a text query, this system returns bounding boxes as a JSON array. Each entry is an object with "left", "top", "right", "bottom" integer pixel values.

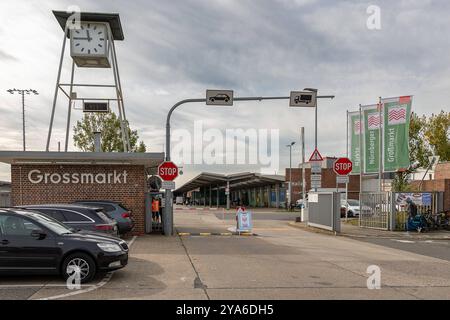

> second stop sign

[
  {"left": 158, "top": 161, "right": 179, "bottom": 181},
  {"left": 333, "top": 158, "right": 353, "bottom": 176}
]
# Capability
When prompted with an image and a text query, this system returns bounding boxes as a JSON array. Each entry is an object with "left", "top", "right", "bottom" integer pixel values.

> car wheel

[
  {"left": 210, "top": 98, "right": 215, "bottom": 102},
  {"left": 62, "top": 252, "right": 96, "bottom": 284},
  {"left": 348, "top": 211, "right": 353, "bottom": 217}
]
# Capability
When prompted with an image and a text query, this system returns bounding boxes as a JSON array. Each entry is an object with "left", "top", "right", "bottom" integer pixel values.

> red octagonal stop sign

[
  {"left": 333, "top": 158, "right": 353, "bottom": 176},
  {"left": 158, "top": 161, "right": 179, "bottom": 181}
]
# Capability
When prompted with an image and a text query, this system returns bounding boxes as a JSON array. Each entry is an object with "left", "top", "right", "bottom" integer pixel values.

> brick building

[
  {"left": 410, "top": 161, "right": 450, "bottom": 211},
  {"left": 286, "top": 157, "right": 361, "bottom": 203},
  {"left": 0, "top": 151, "right": 164, "bottom": 235}
]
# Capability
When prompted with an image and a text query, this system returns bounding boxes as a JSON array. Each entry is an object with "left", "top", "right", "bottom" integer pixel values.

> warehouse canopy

[{"left": 174, "top": 172, "right": 285, "bottom": 195}]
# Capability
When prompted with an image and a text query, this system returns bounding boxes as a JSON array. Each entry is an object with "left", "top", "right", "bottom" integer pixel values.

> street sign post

[
  {"left": 333, "top": 157, "right": 353, "bottom": 221},
  {"left": 206, "top": 89, "right": 234, "bottom": 106},
  {"left": 309, "top": 148, "right": 323, "bottom": 191},
  {"left": 158, "top": 161, "right": 179, "bottom": 182},
  {"left": 333, "top": 157, "right": 353, "bottom": 176}
]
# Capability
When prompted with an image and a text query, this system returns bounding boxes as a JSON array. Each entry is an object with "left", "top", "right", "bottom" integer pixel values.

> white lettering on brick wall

[{"left": 28, "top": 170, "right": 128, "bottom": 184}]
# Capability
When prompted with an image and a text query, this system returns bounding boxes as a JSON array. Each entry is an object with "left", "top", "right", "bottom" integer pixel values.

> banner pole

[
  {"left": 359, "top": 104, "right": 362, "bottom": 227},
  {"left": 378, "top": 96, "right": 382, "bottom": 192},
  {"left": 346, "top": 110, "right": 349, "bottom": 222}
]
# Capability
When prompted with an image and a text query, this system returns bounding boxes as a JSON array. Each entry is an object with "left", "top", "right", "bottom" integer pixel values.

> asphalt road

[
  {"left": 1, "top": 209, "right": 450, "bottom": 300},
  {"left": 354, "top": 237, "right": 450, "bottom": 262}
]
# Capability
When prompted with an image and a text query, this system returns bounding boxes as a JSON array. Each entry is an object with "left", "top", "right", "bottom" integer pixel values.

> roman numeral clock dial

[{"left": 70, "top": 22, "right": 110, "bottom": 68}]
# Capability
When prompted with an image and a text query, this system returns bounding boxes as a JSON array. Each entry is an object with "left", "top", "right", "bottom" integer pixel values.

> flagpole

[
  {"left": 378, "top": 96, "right": 382, "bottom": 192},
  {"left": 346, "top": 110, "right": 349, "bottom": 222},
  {"left": 359, "top": 104, "right": 362, "bottom": 227}
]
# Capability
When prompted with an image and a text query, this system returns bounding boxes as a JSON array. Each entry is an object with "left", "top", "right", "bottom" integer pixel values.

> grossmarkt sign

[
  {"left": 348, "top": 111, "right": 362, "bottom": 175},
  {"left": 28, "top": 169, "right": 128, "bottom": 184},
  {"left": 383, "top": 96, "right": 412, "bottom": 172}
]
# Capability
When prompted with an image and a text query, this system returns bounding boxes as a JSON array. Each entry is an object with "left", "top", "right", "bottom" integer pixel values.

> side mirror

[{"left": 31, "top": 229, "right": 47, "bottom": 240}]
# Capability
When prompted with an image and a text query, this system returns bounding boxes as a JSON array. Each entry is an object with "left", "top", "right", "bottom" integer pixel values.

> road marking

[
  {"left": 32, "top": 236, "right": 138, "bottom": 300},
  {"left": 394, "top": 240, "right": 416, "bottom": 244},
  {"left": 127, "top": 235, "right": 137, "bottom": 248},
  {"left": 199, "top": 233, "right": 211, "bottom": 236},
  {"left": 35, "top": 272, "right": 113, "bottom": 300}
]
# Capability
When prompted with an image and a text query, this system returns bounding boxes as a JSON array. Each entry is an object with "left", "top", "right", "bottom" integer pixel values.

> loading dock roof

[{"left": 174, "top": 172, "right": 285, "bottom": 195}]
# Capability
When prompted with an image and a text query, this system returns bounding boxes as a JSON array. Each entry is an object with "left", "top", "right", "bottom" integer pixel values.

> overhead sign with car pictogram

[
  {"left": 206, "top": 89, "right": 234, "bottom": 106},
  {"left": 289, "top": 91, "right": 317, "bottom": 107}
]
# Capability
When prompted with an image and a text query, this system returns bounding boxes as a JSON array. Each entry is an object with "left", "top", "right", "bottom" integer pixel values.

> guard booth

[{"left": 307, "top": 191, "right": 341, "bottom": 232}]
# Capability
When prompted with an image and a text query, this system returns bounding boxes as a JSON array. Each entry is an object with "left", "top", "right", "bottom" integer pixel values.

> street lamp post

[
  {"left": 287, "top": 142, "right": 295, "bottom": 211},
  {"left": 7, "top": 88, "right": 39, "bottom": 151}
]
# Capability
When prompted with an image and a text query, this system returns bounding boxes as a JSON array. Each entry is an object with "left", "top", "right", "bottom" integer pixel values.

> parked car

[
  {"left": 72, "top": 201, "right": 134, "bottom": 234},
  {"left": 340, "top": 199, "right": 361, "bottom": 217},
  {"left": 17, "top": 204, "right": 118, "bottom": 236},
  {"left": 0, "top": 208, "right": 128, "bottom": 283}
]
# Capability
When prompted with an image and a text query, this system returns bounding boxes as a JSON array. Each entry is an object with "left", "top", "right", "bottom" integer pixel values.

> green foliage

[
  {"left": 73, "top": 113, "right": 147, "bottom": 153},
  {"left": 393, "top": 110, "right": 449, "bottom": 192},
  {"left": 424, "top": 111, "right": 450, "bottom": 162},
  {"left": 409, "top": 112, "right": 431, "bottom": 168}
]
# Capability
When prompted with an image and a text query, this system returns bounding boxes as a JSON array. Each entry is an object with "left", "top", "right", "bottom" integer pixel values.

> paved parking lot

[{"left": 2, "top": 207, "right": 450, "bottom": 300}]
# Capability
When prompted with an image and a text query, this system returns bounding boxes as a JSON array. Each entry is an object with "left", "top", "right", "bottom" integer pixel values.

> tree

[
  {"left": 424, "top": 111, "right": 450, "bottom": 162},
  {"left": 392, "top": 110, "right": 449, "bottom": 192},
  {"left": 73, "top": 113, "right": 147, "bottom": 152},
  {"left": 409, "top": 112, "right": 432, "bottom": 168}
]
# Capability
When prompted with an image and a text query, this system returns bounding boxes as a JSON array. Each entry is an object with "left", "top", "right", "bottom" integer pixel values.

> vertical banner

[
  {"left": 348, "top": 111, "right": 363, "bottom": 174},
  {"left": 383, "top": 96, "right": 412, "bottom": 172},
  {"left": 362, "top": 104, "right": 382, "bottom": 174}
]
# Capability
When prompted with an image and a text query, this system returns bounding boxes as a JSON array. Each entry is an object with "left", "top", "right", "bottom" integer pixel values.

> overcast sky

[{"left": 0, "top": 0, "right": 449, "bottom": 185}]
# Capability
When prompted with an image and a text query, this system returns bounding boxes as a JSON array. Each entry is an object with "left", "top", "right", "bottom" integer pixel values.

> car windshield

[
  {"left": 17, "top": 210, "right": 73, "bottom": 235},
  {"left": 348, "top": 200, "right": 360, "bottom": 206}
]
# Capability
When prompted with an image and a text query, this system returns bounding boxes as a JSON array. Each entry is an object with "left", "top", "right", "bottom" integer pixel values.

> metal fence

[
  {"left": 392, "top": 192, "right": 443, "bottom": 231},
  {"left": 359, "top": 191, "right": 444, "bottom": 231},
  {"left": 359, "top": 192, "right": 391, "bottom": 230}
]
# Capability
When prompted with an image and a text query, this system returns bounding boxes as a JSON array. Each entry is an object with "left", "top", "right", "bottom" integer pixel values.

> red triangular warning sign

[{"left": 309, "top": 148, "right": 323, "bottom": 162}]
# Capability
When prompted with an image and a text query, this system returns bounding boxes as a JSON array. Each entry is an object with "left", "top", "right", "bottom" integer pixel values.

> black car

[
  {"left": 17, "top": 204, "right": 119, "bottom": 236},
  {"left": 0, "top": 208, "right": 128, "bottom": 283},
  {"left": 73, "top": 201, "right": 134, "bottom": 234}
]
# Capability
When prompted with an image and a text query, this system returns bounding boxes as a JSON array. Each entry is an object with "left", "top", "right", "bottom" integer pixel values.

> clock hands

[{"left": 86, "top": 29, "right": 92, "bottom": 42}]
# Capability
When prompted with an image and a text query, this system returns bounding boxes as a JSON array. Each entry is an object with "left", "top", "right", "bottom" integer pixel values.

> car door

[{"left": 0, "top": 214, "right": 59, "bottom": 272}]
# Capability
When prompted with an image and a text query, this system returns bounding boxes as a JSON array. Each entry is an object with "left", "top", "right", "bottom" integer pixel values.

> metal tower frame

[{"left": 46, "top": 18, "right": 131, "bottom": 152}]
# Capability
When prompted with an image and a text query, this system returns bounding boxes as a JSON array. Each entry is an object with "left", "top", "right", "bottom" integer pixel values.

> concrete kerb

[{"left": 288, "top": 222, "right": 450, "bottom": 241}]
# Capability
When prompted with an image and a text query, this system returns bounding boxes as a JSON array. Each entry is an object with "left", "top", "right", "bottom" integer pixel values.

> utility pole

[
  {"left": 287, "top": 141, "right": 296, "bottom": 211},
  {"left": 301, "top": 127, "right": 306, "bottom": 221},
  {"left": 7, "top": 88, "right": 39, "bottom": 151}
]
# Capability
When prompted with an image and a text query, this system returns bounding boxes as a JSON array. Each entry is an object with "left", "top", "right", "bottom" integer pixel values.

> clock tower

[{"left": 46, "top": 11, "right": 131, "bottom": 152}]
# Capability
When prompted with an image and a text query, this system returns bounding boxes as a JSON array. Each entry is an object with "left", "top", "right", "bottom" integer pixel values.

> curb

[
  {"left": 177, "top": 232, "right": 256, "bottom": 237},
  {"left": 287, "top": 222, "right": 450, "bottom": 241}
]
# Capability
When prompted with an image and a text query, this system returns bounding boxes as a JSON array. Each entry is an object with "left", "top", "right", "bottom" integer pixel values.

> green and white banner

[
  {"left": 362, "top": 104, "right": 382, "bottom": 174},
  {"left": 383, "top": 96, "right": 412, "bottom": 172},
  {"left": 348, "top": 111, "right": 363, "bottom": 175}
]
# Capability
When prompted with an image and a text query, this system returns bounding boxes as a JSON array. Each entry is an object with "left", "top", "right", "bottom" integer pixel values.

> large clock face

[{"left": 71, "top": 22, "right": 107, "bottom": 56}]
